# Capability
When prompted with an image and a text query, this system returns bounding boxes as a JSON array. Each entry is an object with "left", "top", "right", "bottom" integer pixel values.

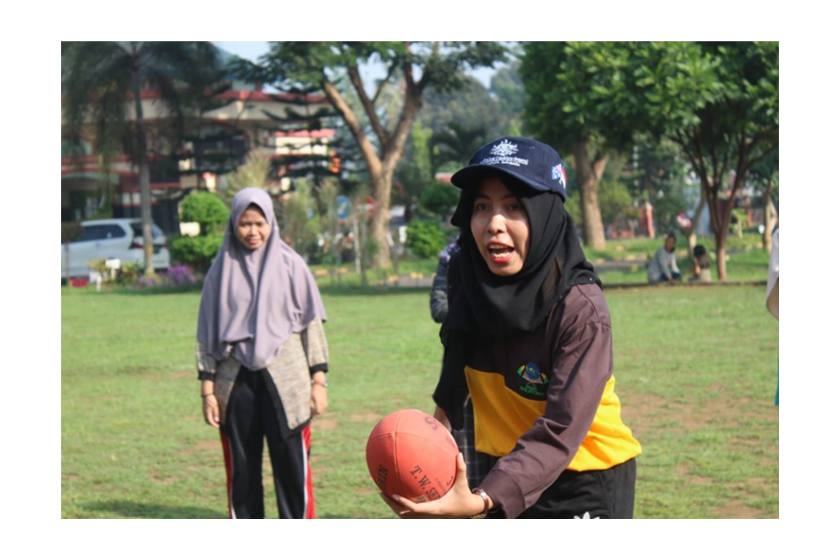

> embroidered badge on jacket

[{"left": 516, "top": 361, "right": 549, "bottom": 397}]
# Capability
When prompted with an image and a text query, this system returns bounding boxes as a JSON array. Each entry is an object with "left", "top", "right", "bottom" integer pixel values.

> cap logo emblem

[
  {"left": 489, "top": 140, "right": 519, "bottom": 157},
  {"left": 480, "top": 140, "right": 529, "bottom": 167}
]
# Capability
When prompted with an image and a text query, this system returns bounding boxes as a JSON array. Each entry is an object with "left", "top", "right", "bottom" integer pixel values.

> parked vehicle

[{"left": 61, "top": 218, "right": 170, "bottom": 279}]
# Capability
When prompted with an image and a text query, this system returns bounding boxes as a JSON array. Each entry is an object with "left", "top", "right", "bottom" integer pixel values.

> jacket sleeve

[
  {"left": 431, "top": 249, "right": 468, "bottom": 430},
  {"left": 766, "top": 230, "right": 779, "bottom": 319},
  {"left": 430, "top": 258, "right": 449, "bottom": 323},
  {"left": 196, "top": 342, "right": 218, "bottom": 381},
  {"left": 301, "top": 317, "right": 329, "bottom": 375},
  {"left": 480, "top": 287, "right": 613, "bottom": 518}
]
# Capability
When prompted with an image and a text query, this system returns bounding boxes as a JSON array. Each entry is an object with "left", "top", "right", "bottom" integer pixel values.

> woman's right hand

[
  {"left": 381, "top": 453, "right": 489, "bottom": 519},
  {"left": 203, "top": 394, "right": 220, "bottom": 428}
]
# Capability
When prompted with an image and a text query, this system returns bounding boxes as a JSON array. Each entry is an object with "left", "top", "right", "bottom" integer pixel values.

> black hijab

[
  {"left": 444, "top": 175, "right": 599, "bottom": 336},
  {"left": 434, "top": 173, "right": 600, "bottom": 428}
]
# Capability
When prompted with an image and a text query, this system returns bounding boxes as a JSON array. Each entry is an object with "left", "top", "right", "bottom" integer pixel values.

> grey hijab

[{"left": 197, "top": 188, "right": 327, "bottom": 371}]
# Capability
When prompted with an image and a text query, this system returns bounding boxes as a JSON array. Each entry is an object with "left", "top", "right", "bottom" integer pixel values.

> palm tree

[
  {"left": 62, "top": 41, "right": 227, "bottom": 276},
  {"left": 430, "top": 121, "right": 488, "bottom": 172}
]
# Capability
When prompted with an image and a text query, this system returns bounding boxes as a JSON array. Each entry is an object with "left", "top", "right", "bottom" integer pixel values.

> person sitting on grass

[
  {"left": 689, "top": 244, "right": 712, "bottom": 283},
  {"left": 647, "top": 233, "right": 682, "bottom": 285}
]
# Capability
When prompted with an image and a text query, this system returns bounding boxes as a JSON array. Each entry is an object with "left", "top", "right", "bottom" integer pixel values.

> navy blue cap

[{"left": 450, "top": 136, "right": 568, "bottom": 202}]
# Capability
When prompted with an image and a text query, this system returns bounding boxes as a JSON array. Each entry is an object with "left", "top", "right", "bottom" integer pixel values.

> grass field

[
  {"left": 308, "top": 233, "right": 772, "bottom": 288},
  {"left": 61, "top": 282, "right": 778, "bottom": 519}
]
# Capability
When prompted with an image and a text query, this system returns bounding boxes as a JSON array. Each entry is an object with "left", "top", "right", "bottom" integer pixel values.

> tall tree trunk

[
  {"left": 131, "top": 70, "right": 155, "bottom": 277},
  {"left": 370, "top": 169, "right": 394, "bottom": 270},
  {"left": 371, "top": 85, "right": 421, "bottom": 270},
  {"left": 321, "top": 76, "right": 421, "bottom": 271},
  {"left": 714, "top": 226, "right": 728, "bottom": 282},
  {"left": 571, "top": 140, "right": 607, "bottom": 250},
  {"left": 707, "top": 192, "right": 735, "bottom": 282}
]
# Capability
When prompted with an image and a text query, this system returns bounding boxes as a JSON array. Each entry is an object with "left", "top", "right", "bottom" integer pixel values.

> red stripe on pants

[
  {"left": 303, "top": 425, "right": 316, "bottom": 519},
  {"left": 220, "top": 431, "right": 235, "bottom": 519},
  {"left": 220, "top": 425, "right": 316, "bottom": 518}
]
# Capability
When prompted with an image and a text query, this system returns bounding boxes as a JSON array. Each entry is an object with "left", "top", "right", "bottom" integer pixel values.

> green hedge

[
  {"left": 180, "top": 192, "right": 229, "bottom": 235},
  {"left": 169, "top": 233, "right": 224, "bottom": 272},
  {"left": 406, "top": 220, "right": 447, "bottom": 259}
]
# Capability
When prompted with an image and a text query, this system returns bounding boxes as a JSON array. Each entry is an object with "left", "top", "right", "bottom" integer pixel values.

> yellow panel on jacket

[{"left": 465, "top": 366, "right": 641, "bottom": 471}]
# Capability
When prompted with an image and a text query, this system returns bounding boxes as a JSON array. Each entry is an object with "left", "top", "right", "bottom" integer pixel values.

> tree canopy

[
  {"left": 235, "top": 41, "right": 508, "bottom": 268},
  {"left": 521, "top": 41, "right": 778, "bottom": 274},
  {"left": 521, "top": 42, "right": 651, "bottom": 249},
  {"left": 639, "top": 41, "right": 779, "bottom": 279},
  {"left": 62, "top": 41, "right": 228, "bottom": 275}
]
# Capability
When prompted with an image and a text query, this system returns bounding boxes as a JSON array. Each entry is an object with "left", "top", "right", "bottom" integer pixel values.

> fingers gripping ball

[{"left": 366, "top": 409, "right": 459, "bottom": 503}]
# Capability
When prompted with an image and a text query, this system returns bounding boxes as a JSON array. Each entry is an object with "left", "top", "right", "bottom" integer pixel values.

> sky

[{"left": 212, "top": 41, "right": 501, "bottom": 89}]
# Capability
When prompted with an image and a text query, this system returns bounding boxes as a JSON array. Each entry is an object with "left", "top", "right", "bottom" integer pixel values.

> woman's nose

[{"left": 488, "top": 212, "right": 506, "bottom": 233}]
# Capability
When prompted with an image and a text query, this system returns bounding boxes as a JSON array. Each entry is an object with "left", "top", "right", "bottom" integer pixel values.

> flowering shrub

[
  {"left": 136, "top": 275, "right": 160, "bottom": 288},
  {"left": 131, "top": 265, "right": 198, "bottom": 290},
  {"left": 165, "top": 265, "right": 196, "bottom": 286}
]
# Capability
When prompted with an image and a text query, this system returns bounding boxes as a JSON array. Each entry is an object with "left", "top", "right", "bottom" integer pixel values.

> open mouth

[{"left": 487, "top": 243, "right": 514, "bottom": 262}]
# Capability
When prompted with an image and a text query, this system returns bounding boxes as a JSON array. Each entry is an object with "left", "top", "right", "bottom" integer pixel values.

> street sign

[
  {"left": 360, "top": 196, "right": 375, "bottom": 218},
  {"left": 336, "top": 195, "right": 350, "bottom": 221}
]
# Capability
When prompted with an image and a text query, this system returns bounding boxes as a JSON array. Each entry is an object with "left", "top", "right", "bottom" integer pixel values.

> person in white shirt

[{"left": 647, "top": 233, "right": 682, "bottom": 285}]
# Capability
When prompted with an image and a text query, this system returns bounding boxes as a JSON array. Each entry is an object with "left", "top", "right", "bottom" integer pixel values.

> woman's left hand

[
  {"left": 310, "top": 373, "right": 328, "bottom": 416},
  {"left": 380, "top": 453, "right": 489, "bottom": 519}
]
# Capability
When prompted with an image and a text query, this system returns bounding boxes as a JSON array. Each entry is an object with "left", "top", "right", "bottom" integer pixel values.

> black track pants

[
  {"left": 219, "top": 369, "right": 315, "bottom": 519},
  {"left": 487, "top": 457, "right": 637, "bottom": 519}
]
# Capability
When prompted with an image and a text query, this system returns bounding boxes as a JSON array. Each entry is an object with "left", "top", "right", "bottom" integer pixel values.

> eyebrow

[{"left": 474, "top": 193, "right": 518, "bottom": 200}]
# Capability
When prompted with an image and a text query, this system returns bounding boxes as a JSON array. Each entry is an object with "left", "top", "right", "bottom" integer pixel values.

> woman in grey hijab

[{"left": 196, "top": 188, "right": 329, "bottom": 519}]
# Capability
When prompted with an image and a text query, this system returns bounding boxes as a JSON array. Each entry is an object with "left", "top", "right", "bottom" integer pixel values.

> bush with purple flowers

[
  {"left": 136, "top": 275, "right": 160, "bottom": 288},
  {"left": 165, "top": 265, "right": 196, "bottom": 286},
  {"left": 132, "top": 265, "right": 199, "bottom": 290}
]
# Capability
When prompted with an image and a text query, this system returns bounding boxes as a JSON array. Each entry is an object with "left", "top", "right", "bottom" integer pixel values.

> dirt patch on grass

[
  {"left": 142, "top": 370, "right": 195, "bottom": 381},
  {"left": 622, "top": 393, "right": 696, "bottom": 431},
  {"left": 313, "top": 414, "right": 338, "bottom": 430},
  {"left": 349, "top": 411, "right": 383, "bottom": 425},
  {"left": 712, "top": 500, "right": 767, "bottom": 519},
  {"left": 676, "top": 463, "right": 714, "bottom": 486},
  {"left": 626, "top": 387, "right": 778, "bottom": 518},
  {"left": 149, "top": 472, "right": 177, "bottom": 485},
  {"left": 178, "top": 440, "right": 220, "bottom": 458},
  {"left": 356, "top": 485, "right": 378, "bottom": 497},
  {"left": 622, "top": 389, "right": 777, "bottom": 434}
]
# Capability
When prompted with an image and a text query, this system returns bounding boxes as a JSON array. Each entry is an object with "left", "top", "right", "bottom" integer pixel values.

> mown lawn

[
  {"left": 309, "top": 234, "right": 772, "bottom": 289},
  {"left": 61, "top": 282, "right": 778, "bottom": 518}
]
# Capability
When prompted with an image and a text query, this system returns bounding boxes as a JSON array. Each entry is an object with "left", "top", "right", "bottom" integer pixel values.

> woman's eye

[{"left": 474, "top": 203, "right": 487, "bottom": 211}]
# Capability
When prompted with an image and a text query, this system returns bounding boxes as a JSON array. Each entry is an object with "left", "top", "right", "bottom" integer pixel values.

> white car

[{"left": 61, "top": 218, "right": 171, "bottom": 279}]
